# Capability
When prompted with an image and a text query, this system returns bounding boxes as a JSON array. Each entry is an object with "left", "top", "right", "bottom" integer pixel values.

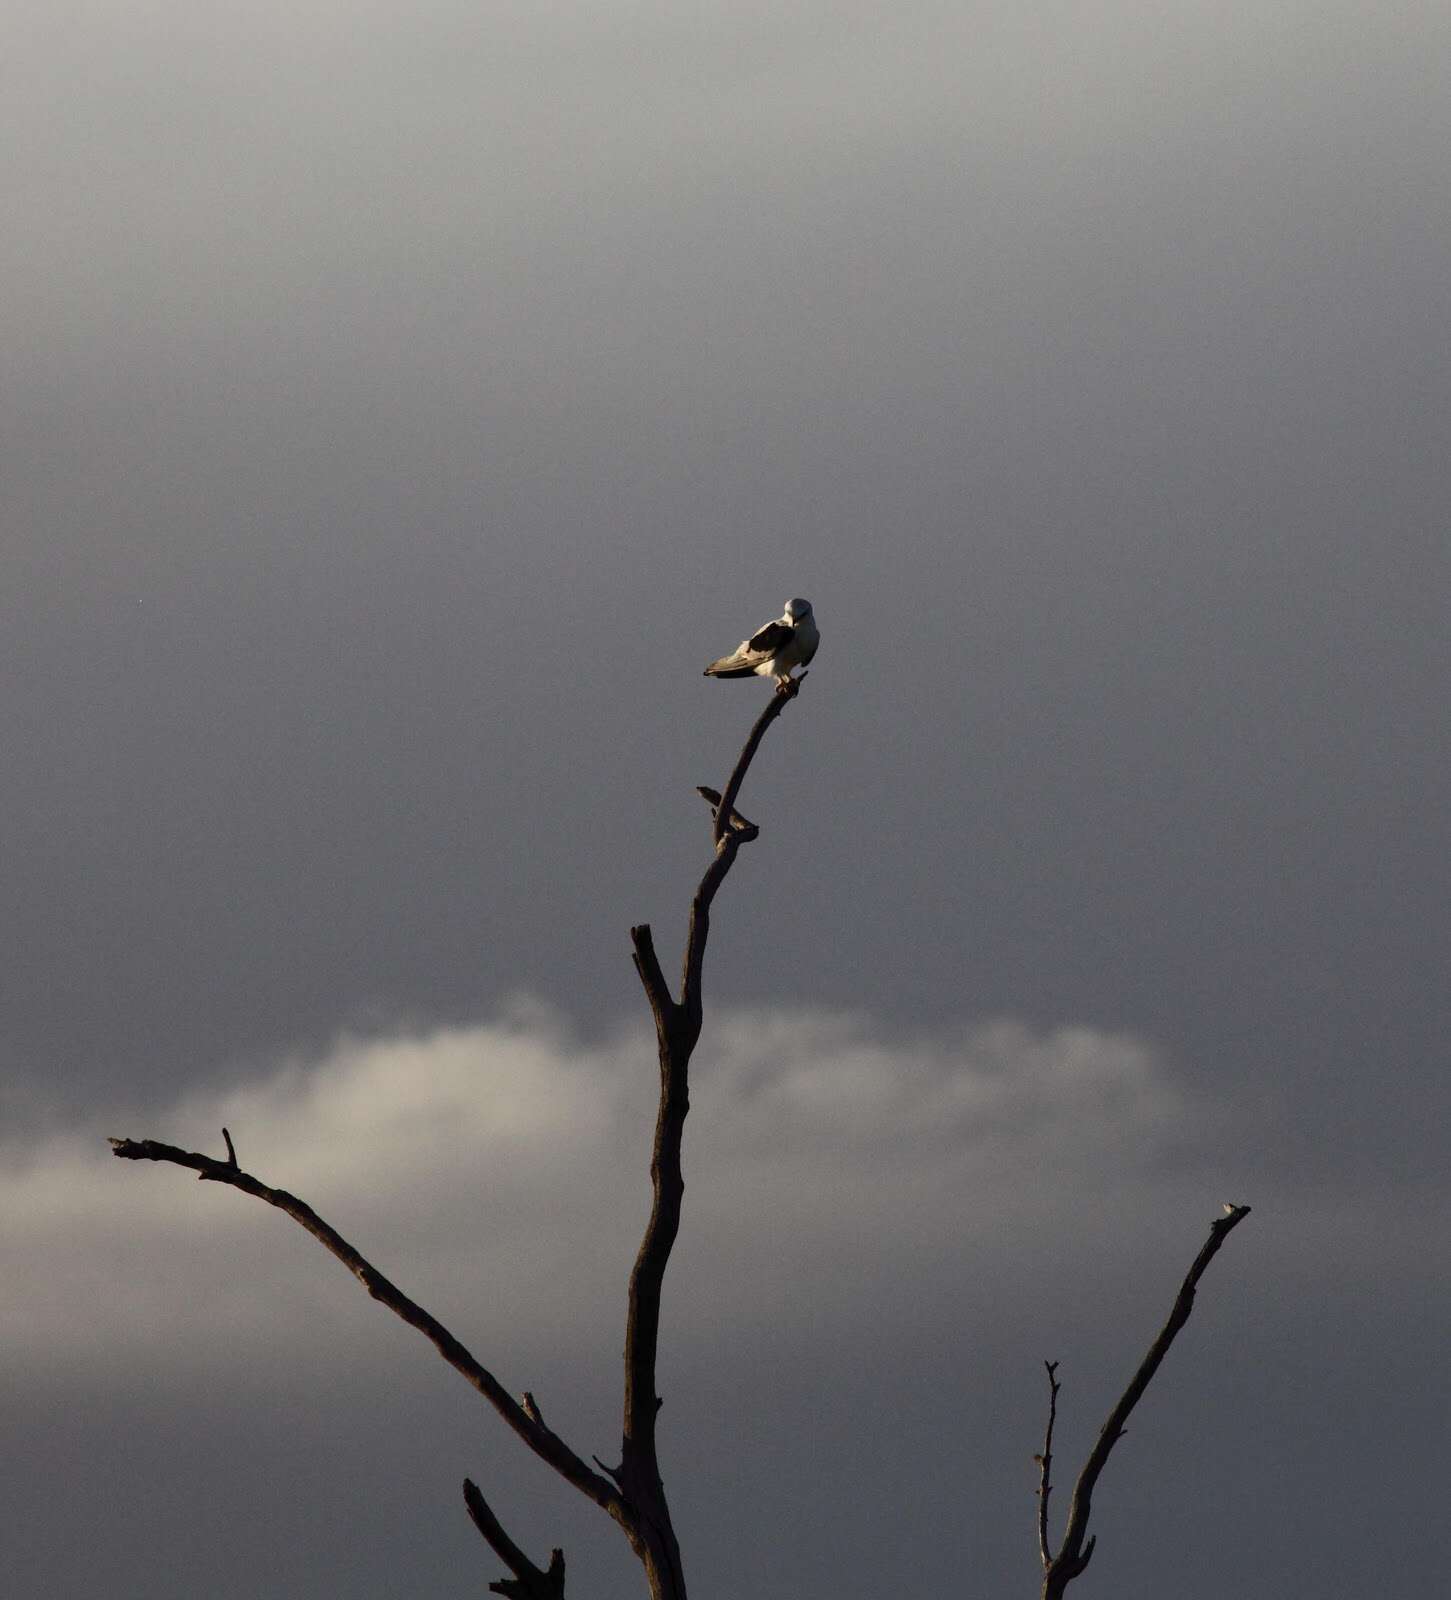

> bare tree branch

[
  {"left": 681, "top": 677, "right": 803, "bottom": 1040},
  {"left": 619, "top": 677, "right": 807, "bottom": 1600},
  {"left": 630, "top": 923, "right": 675, "bottom": 1038},
  {"left": 110, "top": 679, "right": 809, "bottom": 1600},
  {"left": 1036, "top": 1360, "right": 1061, "bottom": 1571},
  {"left": 107, "top": 1132, "right": 622, "bottom": 1521},
  {"left": 463, "top": 1479, "right": 567, "bottom": 1600},
  {"left": 105, "top": 669, "right": 1248, "bottom": 1600},
  {"left": 1041, "top": 1204, "right": 1252, "bottom": 1599},
  {"left": 710, "top": 675, "right": 804, "bottom": 846}
]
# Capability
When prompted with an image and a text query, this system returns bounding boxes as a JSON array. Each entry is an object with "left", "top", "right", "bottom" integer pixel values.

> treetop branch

[
  {"left": 676, "top": 678, "right": 805, "bottom": 1035},
  {"left": 618, "top": 678, "right": 808, "bottom": 1600},
  {"left": 710, "top": 674, "right": 802, "bottom": 845}
]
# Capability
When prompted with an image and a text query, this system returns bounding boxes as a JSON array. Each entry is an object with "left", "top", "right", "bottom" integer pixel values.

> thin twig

[
  {"left": 1043, "top": 1204, "right": 1252, "bottom": 1598},
  {"left": 1036, "top": 1360, "right": 1061, "bottom": 1570},
  {"left": 694, "top": 786, "right": 758, "bottom": 839}
]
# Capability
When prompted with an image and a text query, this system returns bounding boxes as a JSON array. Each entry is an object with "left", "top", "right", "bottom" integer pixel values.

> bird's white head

[{"left": 784, "top": 597, "right": 813, "bottom": 622}]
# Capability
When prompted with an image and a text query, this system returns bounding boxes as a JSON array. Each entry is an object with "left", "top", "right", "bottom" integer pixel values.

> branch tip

[
  {"left": 629, "top": 922, "right": 676, "bottom": 1026},
  {"left": 465, "top": 1479, "right": 567, "bottom": 1600},
  {"left": 1037, "top": 1353, "right": 1063, "bottom": 1569}
]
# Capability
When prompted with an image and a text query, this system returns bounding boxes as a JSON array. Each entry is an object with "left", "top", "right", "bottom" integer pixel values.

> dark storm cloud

[{"left": 6, "top": 0, "right": 1448, "bottom": 1112}]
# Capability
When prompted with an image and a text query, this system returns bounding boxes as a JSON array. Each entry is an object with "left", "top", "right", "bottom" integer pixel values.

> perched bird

[{"left": 703, "top": 598, "right": 819, "bottom": 688}]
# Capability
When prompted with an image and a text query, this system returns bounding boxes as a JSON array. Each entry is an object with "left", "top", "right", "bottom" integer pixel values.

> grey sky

[{"left": 3, "top": 2, "right": 1448, "bottom": 1596}]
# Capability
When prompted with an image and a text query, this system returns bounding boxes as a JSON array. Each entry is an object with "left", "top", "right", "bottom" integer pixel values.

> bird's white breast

[{"left": 788, "top": 615, "right": 820, "bottom": 669}]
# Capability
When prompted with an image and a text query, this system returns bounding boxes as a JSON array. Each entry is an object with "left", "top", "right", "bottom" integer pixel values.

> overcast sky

[{"left": 4, "top": 3, "right": 1448, "bottom": 1596}]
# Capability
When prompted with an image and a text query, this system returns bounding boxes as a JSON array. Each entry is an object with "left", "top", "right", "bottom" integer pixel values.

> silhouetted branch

[
  {"left": 630, "top": 924, "right": 675, "bottom": 1037},
  {"left": 681, "top": 678, "right": 803, "bottom": 1036},
  {"left": 1036, "top": 1360, "right": 1061, "bottom": 1570},
  {"left": 1041, "top": 1204, "right": 1252, "bottom": 1599},
  {"left": 110, "top": 677, "right": 810, "bottom": 1600},
  {"left": 620, "top": 677, "right": 808, "bottom": 1600},
  {"left": 711, "top": 674, "right": 803, "bottom": 845},
  {"left": 464, "top": 1479, "right": 566, "bottom": 1600},
  {"left": 107, "top": 1132, "right": 621, "bottom": 1520}
]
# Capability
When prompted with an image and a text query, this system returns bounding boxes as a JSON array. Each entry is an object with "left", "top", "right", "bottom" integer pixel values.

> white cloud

[
  {"left": 3, "top": 1003, "right": 1188, "bottom": 1370},
  {"left": 6, "top": 991, "right": 1447, "bottom": 1600},
  {"left": 14, "top": 999, "right": 1440, "bottom": 1387}
]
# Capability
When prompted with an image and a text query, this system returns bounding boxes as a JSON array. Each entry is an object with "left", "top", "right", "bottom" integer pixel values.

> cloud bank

[
  {"left": 9, "top": 1006, "right": 1443, "bottom": 1600},
  {"left": 12, "top": 1004, "right": 1186, "bottom": 1370}
]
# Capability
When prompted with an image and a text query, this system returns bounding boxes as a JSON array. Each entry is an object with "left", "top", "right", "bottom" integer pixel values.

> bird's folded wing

[
  {"left": 705, "top": 645, "right": 768, "bottom": 675},
  {"left": 747, "top": 621, "right": 794, "bottom": 653}
]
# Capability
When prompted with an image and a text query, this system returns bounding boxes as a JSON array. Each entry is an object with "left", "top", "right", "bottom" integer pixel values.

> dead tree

[
  {"left": 110, "top": 673, "right": 1253, "bottom": 1597},
  {"left": 110, "top": 675, "right": 809, "bottom": 1600}
]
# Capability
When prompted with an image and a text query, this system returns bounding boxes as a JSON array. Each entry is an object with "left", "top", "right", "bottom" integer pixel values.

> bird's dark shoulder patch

[{"left": 747, "top": 621, "right": 793, "bottom": 652}]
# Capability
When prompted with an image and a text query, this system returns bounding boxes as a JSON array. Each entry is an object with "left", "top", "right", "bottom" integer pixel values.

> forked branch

[
  {"left": 620, "top": 676, "right": 807, "bottom": 1600},
  {"left": 464, "top": 1479, "right": 567, "bottom": 1600},
  {"left": 1039, "top": 1204, "right": 1252, "bottom": 1599}
]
